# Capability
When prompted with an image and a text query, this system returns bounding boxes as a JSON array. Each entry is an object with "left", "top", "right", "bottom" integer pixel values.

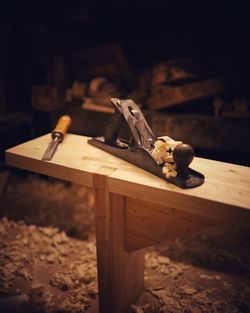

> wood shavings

[
  {"left": 50, "top": 273, "right": 73, "bottom": 291},
  {"left": 145, "top": 274, "right": 167, "bottom": 291},
  {"left": 30, "top": 282, "right": 44, "bottom": 295},
  {"left": 157, "top": 256, "right": 170, "bottom": 265},
  {"left": 150, "top": 137, "right": 179, "bottom": 178},
  {"left": 131, "top": 304, "right": 145, "bottom": 313},
  {"left": 17, "top": 267, "right": 33, "bottom": 281},
  {"left": 1, "top": 173, "right": 250, "bottom": 313},
  {"left": 179, "top": 286, "right": 197, "bottom": 295},
  {"left": 145, "top": 253, "right": 158, "bottom": 269},
  {"left": 0, "top": 216, "right": 97, "bottom": 313},
  {"left": 1, "top": 173, "right": 95, "bottom": 240}
]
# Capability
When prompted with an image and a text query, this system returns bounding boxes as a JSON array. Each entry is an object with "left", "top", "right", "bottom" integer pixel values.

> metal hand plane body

[{"left": 88, "top": 98, "right": 204, "bottom": 188}]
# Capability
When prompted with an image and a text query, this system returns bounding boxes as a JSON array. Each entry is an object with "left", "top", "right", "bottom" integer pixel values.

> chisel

[{"left": 41, "top": 115, "right": 72, "bottom": 161}]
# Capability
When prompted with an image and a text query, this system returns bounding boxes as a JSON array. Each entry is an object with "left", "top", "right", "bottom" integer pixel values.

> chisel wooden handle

[{"left": 52, "top": 115, "right": 72, "bottom": 141}]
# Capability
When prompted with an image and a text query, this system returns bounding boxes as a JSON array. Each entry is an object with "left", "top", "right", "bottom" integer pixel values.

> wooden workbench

[{"left": 5, "top": 134, "right": 250, "bottom": 313}]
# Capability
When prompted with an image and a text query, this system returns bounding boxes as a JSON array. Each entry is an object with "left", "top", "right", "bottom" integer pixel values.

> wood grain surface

[
  {"left": 93, "top": 167, "right": 144, "bottom": 313},
  {"left": 5, "top": 133, "right": 250, "bottom": 224},
  {"left": 125, "top": 197, "right": 220, "bottom": 252},
  {"left": 5, "top": 133, "right": 250, "bottom": 313}
]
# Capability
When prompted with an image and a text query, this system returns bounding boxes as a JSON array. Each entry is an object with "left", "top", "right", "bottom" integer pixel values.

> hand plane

[{"left": 88, "top": 98, "right": 204, "bottom": 188}]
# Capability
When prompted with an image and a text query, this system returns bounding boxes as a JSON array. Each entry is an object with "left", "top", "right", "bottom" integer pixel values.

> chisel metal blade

[
  {"left": 41, "top": 115, "right": 72, "bottom": 161},
  {"left": 41, "top": 137, "right": 60, "bottom": 161}
]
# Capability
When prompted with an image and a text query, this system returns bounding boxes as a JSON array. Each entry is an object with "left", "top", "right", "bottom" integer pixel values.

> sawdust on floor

[{"left": 0, "top": 170, "right": 250, "bottom": 313}]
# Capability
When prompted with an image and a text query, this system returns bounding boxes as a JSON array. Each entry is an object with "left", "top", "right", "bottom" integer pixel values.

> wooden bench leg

[{"left": 94, "top": 169, "right": 145, "bottom": 313}]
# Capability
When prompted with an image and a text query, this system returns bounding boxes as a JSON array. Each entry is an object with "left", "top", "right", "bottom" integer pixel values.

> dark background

[
  {"left": 0, "top": 1, "right": 250, "bottom": 165},
  {"left": 1, "top": 1, "right": 250, "bottom": 112}
]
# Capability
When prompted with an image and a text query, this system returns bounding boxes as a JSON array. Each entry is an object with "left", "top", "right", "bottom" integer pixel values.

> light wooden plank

[
  {"left": 93, "top": 169, "right": 144, "bottom": 313},
  {"left": 5, "top": 134, "right": 134, "bottom": 186},
  {"left": 125, "top": 197, "right": 219, "bottom": 251},
  {"left": 5, "top": 133, "right": 250, "bottom": 313},
  {"left": 5, "top": 134, "right": 250, "bottom": 224},
  {"left": 109, "top": 157, "right": 250, "bottom": 225}
]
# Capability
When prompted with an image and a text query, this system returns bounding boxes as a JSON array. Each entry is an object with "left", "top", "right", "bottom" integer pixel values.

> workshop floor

[{"left": 0, "top": 170, "right": 250, "bottom": 313}]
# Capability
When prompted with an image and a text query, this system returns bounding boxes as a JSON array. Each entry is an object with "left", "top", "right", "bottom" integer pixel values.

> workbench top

[{"left": 5, "top": 134, "right": 250, "bottom": 224}]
